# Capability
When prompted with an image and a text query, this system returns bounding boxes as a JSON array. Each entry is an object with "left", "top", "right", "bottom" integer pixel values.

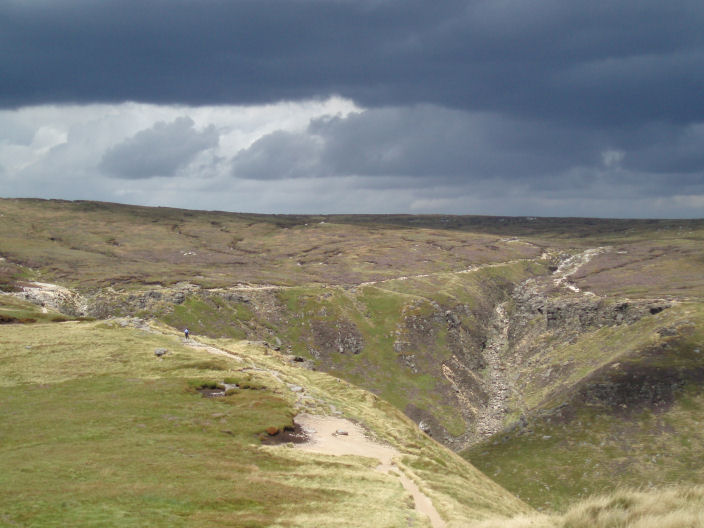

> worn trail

[
  {"left": 295, "top": 414, "right": 446, "bottom": 528},
  {"left": 180, "top": 336, "right": 446, "bottom": 527}
]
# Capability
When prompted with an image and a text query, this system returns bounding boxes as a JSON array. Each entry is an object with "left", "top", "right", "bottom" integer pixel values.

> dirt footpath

[{"left": 294, "top": 414, "right": 446, "bottom": 528}]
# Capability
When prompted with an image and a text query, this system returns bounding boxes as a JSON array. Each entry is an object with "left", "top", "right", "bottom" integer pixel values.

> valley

[{"left": 1, "top": 197, "right": 703, "bottom": 526}]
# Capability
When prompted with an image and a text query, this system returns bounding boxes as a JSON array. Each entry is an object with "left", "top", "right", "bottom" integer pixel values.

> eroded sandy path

[{"left": 294, "top": 414, "right": 446, "bottom": 528}]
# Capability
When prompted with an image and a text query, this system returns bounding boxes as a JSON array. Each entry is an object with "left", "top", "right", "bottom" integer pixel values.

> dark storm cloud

[
  {"left": 3, "top": 0, "right": 704, "bottom": 126},
  {"left": 230, "top": 105, "right": 704, "bottom": 201},
  {"left": 232, "top": 106, "right": 598, "bottom": 183},
  {"left": 100, "top": 117, "right": 218, "bottom": 179},
  {"left": 231, "top": 130, "right": 324, "bottom": 180},
  {"left": 3, "top": 0, "right": 704, "bottom": 218},
  {"left": 310, "top": 107, "right": 596, "bottom": 181}
]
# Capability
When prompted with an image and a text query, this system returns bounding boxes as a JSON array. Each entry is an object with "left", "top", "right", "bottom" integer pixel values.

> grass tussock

[
  {"left": 561, "top": 486, "right": 704, "bottom": 528},
  {"left": 471, "top": 486, "right": 704, "bottom": 528},
  {"left": 186, "top": 379, "right": 225, "bottom": 390}
]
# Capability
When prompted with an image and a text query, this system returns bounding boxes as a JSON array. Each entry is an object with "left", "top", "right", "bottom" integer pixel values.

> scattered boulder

[
  {"left": 334, "top": 429, "right": 348, "bottom": 436},
  {"left": 445, "top": 310, "right": 461, "bottom": 328},
  {"left": 171, "top": 292, "right": 186, "bottom": 304},
  {"left": 418, "top": 420, "right": 431, "bottom": 434},
  {"left": 657, "top": 326, "right": 678, "bottom": 337},
  {"left": 154, "top": 348, "right": 168, "bottom": 358}
]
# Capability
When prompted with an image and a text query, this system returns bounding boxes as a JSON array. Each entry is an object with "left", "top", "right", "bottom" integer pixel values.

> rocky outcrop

[
  {"left": 509, "top": 276, "right": 672, "bottom": 357},
  {"left": 311, "top": 319, "right": 364, "bottom": 355},
  {"left": 12, "top": 281, "right": 87, "bottom": 316},
  {"left": 473, "top": 302, "right": 513, "bottom": 441}
]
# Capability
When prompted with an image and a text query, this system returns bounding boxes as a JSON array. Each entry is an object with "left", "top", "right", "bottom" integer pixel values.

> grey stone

[{"left": 171, "top": 292, "right": 186, "bottom": 304}]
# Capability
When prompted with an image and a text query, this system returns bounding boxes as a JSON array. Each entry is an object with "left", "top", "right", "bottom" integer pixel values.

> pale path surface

[
  {"left": 295, "top": 414, "right": 446, "bottom": 528},
  {"left": 181, "top": 339, "right": 446, "bottom": 527}
]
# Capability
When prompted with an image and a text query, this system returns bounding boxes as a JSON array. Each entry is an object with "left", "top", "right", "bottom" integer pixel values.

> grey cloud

[
  {"left": 100, "top": 117, "right": 218, "bottom": 179},
  {"left": 2, "top": 0, "right": 703, "bottom": 128},
  {"left": 231, "top": 131, "right": 324, "bottom": 180},
  {"left": 233, "top": 106, "right": 596, "bottom": 183},
  {"left": 622, "top": 124, "right": 704, "bottom": 175},
  {"left": 229, "top": 106, "right": 704, "bottom": 202}
]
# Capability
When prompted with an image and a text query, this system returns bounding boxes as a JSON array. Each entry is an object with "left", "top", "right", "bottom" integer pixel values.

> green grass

[
  {"left": 463, "top": 303, "right": 704, "bottom": 512},
  {"left": 511, "top": 302, "right": 703, "bottom": 412},
  {"left": 160, "top": 296, "right": 249, "bottom": 340},
  {"left": 0, "top": 322, "right": 312, "bottom": 527},
  {"left": 0, "top": 374, "right": 332, "bottom": 527},
  {"left": 3, "top": 198, "right": 704, "bottom": 522},
  {"left": 261, "top": 260, "right": 550, "bottom": 440},
  {"left": 0, "top": 319, "right": 532, "bottom": 527}
]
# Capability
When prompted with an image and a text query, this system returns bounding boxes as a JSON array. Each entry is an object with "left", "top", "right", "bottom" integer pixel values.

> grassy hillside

[
  {"left": 0, "top": 318, "right": 531, "bottom": 527},
  {"left": 2, "top": 197, "right": 704, "bottom": 524},
  {"left": 464, "top": 302, "right": 704, "bottom": 511}
]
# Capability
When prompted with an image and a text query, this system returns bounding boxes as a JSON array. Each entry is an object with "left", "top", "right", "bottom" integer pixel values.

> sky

[{"left": 1, "top": 0, "right": 703, "bottom": 218}]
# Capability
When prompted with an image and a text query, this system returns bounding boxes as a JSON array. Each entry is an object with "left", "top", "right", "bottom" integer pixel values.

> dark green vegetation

[{"left": 1, "top": 197, "right": 704, "bottom": 521}]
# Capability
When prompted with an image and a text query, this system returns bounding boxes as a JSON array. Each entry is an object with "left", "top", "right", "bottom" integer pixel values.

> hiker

[{"left": 184, "top": 328, "right": 190, "bottom": 340}]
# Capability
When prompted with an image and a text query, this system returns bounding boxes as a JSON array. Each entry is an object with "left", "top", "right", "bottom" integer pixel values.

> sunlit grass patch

[{"left": 0, "top": 311, "right": 532, "bottom": 526}]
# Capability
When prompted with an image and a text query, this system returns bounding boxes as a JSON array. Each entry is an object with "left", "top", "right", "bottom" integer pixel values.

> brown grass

[{"left": 470, "top": 485, "right": 704, "bottom": 528}]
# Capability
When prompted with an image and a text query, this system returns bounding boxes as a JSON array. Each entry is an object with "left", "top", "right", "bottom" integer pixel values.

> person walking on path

[{"left": 184, "top": 328, "right": 190, "bottom": 340}]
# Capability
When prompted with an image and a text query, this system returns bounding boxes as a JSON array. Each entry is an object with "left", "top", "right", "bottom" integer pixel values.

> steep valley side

[
  {"left": 9, "top": 248, "right": 689, "bottom": 455},
  {"left": 3, "top": 200, "right": 704, "bottom": 515}
]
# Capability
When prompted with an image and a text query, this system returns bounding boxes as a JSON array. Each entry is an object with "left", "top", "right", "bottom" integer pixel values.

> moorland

[{"left": 1, "top": 197, "right": 703, "bottom": 527}]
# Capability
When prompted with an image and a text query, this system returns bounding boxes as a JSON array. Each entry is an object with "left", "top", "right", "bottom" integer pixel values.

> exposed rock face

[
  {"left": 437, "top": 250, "right": 675, "bottom": 450},
  {"left": 509, "top": 276, "right": 672, "bottom": 356},
  {"left": 12, "top": 281, "right": 87, "bottom": 316},
  {"left": 446, "top": 306, "right": 487, "bottom": 372},
  {"left": 311, "top": 319, "right": 364, "bottom": 355},
  {"left": 514, "top": 290, "right": 671, "bottom": 336},
  {"left": 472, "top": 303, "right": 513, "bottom": 441}
]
